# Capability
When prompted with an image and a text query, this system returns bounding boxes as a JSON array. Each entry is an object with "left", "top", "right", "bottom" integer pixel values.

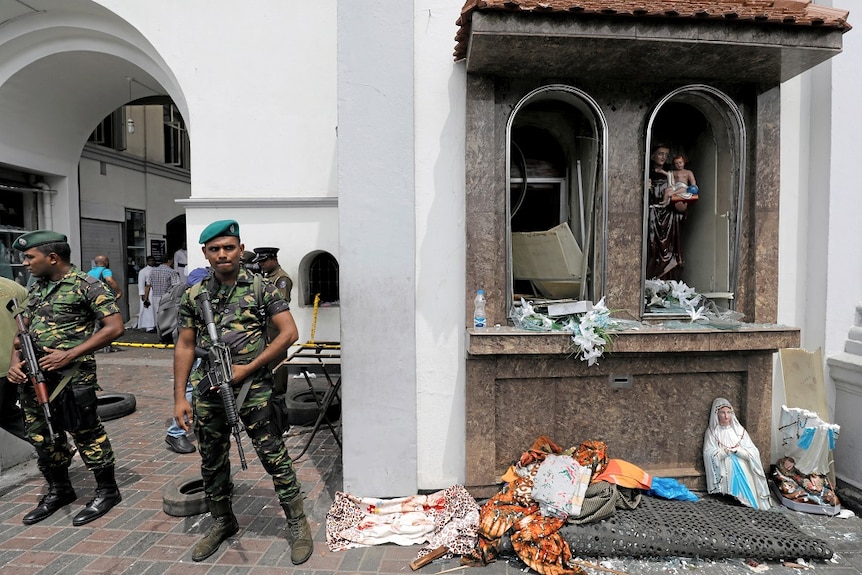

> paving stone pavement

[{"left": 1, "top": 337, "right": 862, "bottom": 575}]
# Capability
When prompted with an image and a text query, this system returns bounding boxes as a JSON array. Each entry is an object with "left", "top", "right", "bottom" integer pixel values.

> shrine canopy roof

[{"left": 454, "top": 0, "right": 851, "bottom": 83}]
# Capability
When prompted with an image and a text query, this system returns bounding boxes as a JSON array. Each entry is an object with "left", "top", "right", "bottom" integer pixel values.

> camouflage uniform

[
  {"left": 261, "top": 265, "right": 293, "bottom": 395},
  {"left": 19, "top": 267, "right": 119, "bottom": 474},
  {"left": 179, "top": 267, "right": 299, "bottom": 504}
]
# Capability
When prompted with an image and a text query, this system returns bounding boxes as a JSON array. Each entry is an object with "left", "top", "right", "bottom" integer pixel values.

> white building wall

[
  {"left": 97, "top": 0, "right": 338, "bottom": 201},
  {"left": 414, "top": 1, "right": 468, "bottom": 488},
  {"left": 338, "top": 0, "right": 418, "bottom": 496},
  {"left": 95, "top": 0, "right": 341, "bottom": 347},
  {"left": 827, "top": 0, "right": 862, "bottom": 365},
  {"left": 777, "top": 0, "right": 862, "bottom": 477}
]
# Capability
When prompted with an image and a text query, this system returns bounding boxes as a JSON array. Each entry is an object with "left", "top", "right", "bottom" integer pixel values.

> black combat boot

[
  {"left": 22, "top": 467, "right": 77, "bottom": 525},
  {"left": 282, "top": 495, "right": 313, "bottom": 565},
  {"left": 72, "top": 465, "right": 122, "bottom": 526},
  {"left": 192, "top": 498, "right": 239, "bottom": 562}
]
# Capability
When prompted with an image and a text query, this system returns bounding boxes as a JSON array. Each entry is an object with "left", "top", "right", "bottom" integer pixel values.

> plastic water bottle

[{"left": 473, "top": 289, "right": 487, "bottom": 328}]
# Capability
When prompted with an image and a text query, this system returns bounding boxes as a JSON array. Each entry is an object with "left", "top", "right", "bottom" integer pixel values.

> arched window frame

[
  {"left": 641, "top": 84, "right": 747, "bottom": 318},
  {"left": 505, "top": 84, "right": 609, "bottom": 314}
]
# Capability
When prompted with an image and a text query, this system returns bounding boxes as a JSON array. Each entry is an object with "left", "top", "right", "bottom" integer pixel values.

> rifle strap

[
  {"left": 47, "top": 363, "right": 82, "bottom": 402},
  {"left": 235, "top": 378, "right": 254, "bottom": 413}
]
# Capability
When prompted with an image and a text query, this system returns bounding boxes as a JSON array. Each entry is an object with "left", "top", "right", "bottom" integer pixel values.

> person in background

[
  {"left": 8, "top": 230, "right": 125, "bottom": 526},
  {"left": 240, "top": 250, "right": 259, "bottom": 274},
  {"left": 87, "top": 255, "right": 123, "bottom": 302},
  {"left": 172, "top": 220, "right": 311, "bottom": 564},
  {"left": 173, "top": 242, "right": 188, "bottom": 282},
  {"left": 164, "top": 268, "right": 209, "bottom": 455},
  {"left": 1, "top": 275, "right": 30, "bottom": 441},
  {"left": 253, "top": 247, "right": 292, "bottom": 305},
  {"left": 136, "top": 255, "right": 157, "bottom": 332},
  {"left": 146, "top": 256, "right": 180, "bottom": 344},
  {"left": 253, "top": 247, "right": 293, "bottom": 397}
]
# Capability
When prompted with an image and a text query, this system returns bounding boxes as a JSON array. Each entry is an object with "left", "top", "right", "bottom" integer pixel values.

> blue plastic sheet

[{"left": 647, "top": 476, "right": 699, "bottom": 502}]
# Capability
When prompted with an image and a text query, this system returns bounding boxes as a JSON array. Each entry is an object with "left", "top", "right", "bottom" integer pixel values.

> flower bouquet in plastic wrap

[{"left": 511, "top": 297, "right": 615, "bottom": 366}]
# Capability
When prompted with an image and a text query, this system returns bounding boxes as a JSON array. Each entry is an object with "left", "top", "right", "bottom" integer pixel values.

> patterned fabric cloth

[
  {"left": 462, "top": 476, "right": 585, "bottom": 575},
  {"left": 572, "top": 440, "right": 608, "bottom": 477},
  {"left": 531, "top": 454, "right": 591, "bottom": 519},
  {"left": 463, "top": 436, "right": 600, "bottom": 575},
  {"left": 325, "top": 485, "right": 480, "bottom": 560}
]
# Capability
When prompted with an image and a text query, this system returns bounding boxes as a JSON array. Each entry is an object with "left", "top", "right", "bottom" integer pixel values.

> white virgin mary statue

[{"left": 703, "top": 397, "right": 772, "bottom": 510}]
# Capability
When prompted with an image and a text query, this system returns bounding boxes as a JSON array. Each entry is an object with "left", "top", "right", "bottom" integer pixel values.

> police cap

[
  {"left": 11, "top": 230, "right": 68, "bottom": 251},
  {"left": 252, "top": 246, "right": 279, "bottom": 263},
  {"left": 199, "top": 220, "right": 240, "bottom": 244}
]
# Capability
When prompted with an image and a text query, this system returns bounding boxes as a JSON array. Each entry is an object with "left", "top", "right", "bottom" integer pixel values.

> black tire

[
  {"left": 285, "top": 387, "right": 341, "bottom": 427},
  {"left": 96, "top": 392, "right": 137, "bottom": 421},
  {"left": 162, "top": 474, "right": 208, "bottom": 517}
]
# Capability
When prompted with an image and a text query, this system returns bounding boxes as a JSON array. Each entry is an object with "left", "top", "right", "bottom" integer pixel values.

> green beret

[
  {"left": 11, "top": 230, "right": 68, "bottom": 251},
  {"left": 199, "top": 220, "right": 240, "bottom": 244}
]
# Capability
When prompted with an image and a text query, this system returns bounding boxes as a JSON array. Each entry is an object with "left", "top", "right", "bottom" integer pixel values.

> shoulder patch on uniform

[
  {"left": 276, "top": 277, "right": 289, "bottom": 289},
  {"left": 81, "top": 274, "right": 101, "bottom": 285}
]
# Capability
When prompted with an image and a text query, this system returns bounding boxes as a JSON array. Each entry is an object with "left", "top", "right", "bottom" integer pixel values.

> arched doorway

[{"left": 0, "top": 0, "right": 191, "bottom": 323}]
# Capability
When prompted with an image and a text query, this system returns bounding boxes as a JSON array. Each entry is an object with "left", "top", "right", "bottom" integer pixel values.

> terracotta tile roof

[{"left": 454, "top": 0, "right": 851, "bottom": 60}]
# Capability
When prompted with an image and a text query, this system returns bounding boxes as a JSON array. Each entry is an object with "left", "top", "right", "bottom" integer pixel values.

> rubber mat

[{"left": 558, "top": 496, "right": 833, "bottom": 560}]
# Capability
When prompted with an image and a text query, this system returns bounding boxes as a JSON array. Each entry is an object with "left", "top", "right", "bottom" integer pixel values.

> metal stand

[{"left": 283, "top": 342, "right": 341, "bottom": 460}]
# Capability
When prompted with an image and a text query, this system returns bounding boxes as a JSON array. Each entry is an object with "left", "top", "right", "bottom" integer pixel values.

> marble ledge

[{"left": 466, "top": 325, "right": 800, "bottom": 356}]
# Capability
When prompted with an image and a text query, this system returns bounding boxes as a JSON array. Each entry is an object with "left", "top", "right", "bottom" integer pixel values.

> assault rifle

[
  {"left": 6, "top": 298, "right": 59, "bottom": 442},
  {"left": 195, "top": 289, "right": 248, "bottom": 470}
]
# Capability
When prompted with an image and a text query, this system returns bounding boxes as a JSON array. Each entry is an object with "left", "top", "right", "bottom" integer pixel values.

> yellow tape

[{"left": 110, "top": 341, "right": 174, "bottom": 349}]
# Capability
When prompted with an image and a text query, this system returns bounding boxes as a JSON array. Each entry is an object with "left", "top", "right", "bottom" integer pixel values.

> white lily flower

[
  {"left": 686, "top": 305, "right": 709, "bottom": 322},
  {"left": 581, "top": 345, "right": 603, "bottom": 366},
  {"left": 647, "top": 294, "right": 668, "bottom": 308},
  {"left": 669, "top": 280, "right": 696, "bottom": 302},
  {"left": 645, "top": 279, "right": 667, "bottom": 295},
  {"left": 593, "top": 297, "right": 608, "bottom": 313}
]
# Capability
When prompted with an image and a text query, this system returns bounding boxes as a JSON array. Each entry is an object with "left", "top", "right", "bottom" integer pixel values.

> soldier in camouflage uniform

[
  {"left": 252, "top": 246, "right": 293, "bottom": 396},
  {"left": 7, "top": 230, "right": 125, "bottom": 526},
  {"left": 172, "top": 220, "right": 313, "bottom": 564}
]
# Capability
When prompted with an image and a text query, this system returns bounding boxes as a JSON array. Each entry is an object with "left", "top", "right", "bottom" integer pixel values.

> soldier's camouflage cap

[
  {"left": 199, "top": 219, "right": 240, "bottom": 244},
  {"left": 11, "top": 230, "right": 67, "bottom": 251}
]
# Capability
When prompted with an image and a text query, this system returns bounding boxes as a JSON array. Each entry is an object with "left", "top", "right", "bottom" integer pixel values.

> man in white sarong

[
  {"left": 703, "top": 397, "right": 772, "bottom": 510},
  {"left": 136, "top": 255, "right": 157, "bottom": 331}
]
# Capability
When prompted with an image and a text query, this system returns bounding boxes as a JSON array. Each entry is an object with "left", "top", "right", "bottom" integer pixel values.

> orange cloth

[
  {"left": 592, "top": 459, "right": 653, "bottom": 489},
  {"left": 462, "top": 476, "right": 585, "bottom": 575}
]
